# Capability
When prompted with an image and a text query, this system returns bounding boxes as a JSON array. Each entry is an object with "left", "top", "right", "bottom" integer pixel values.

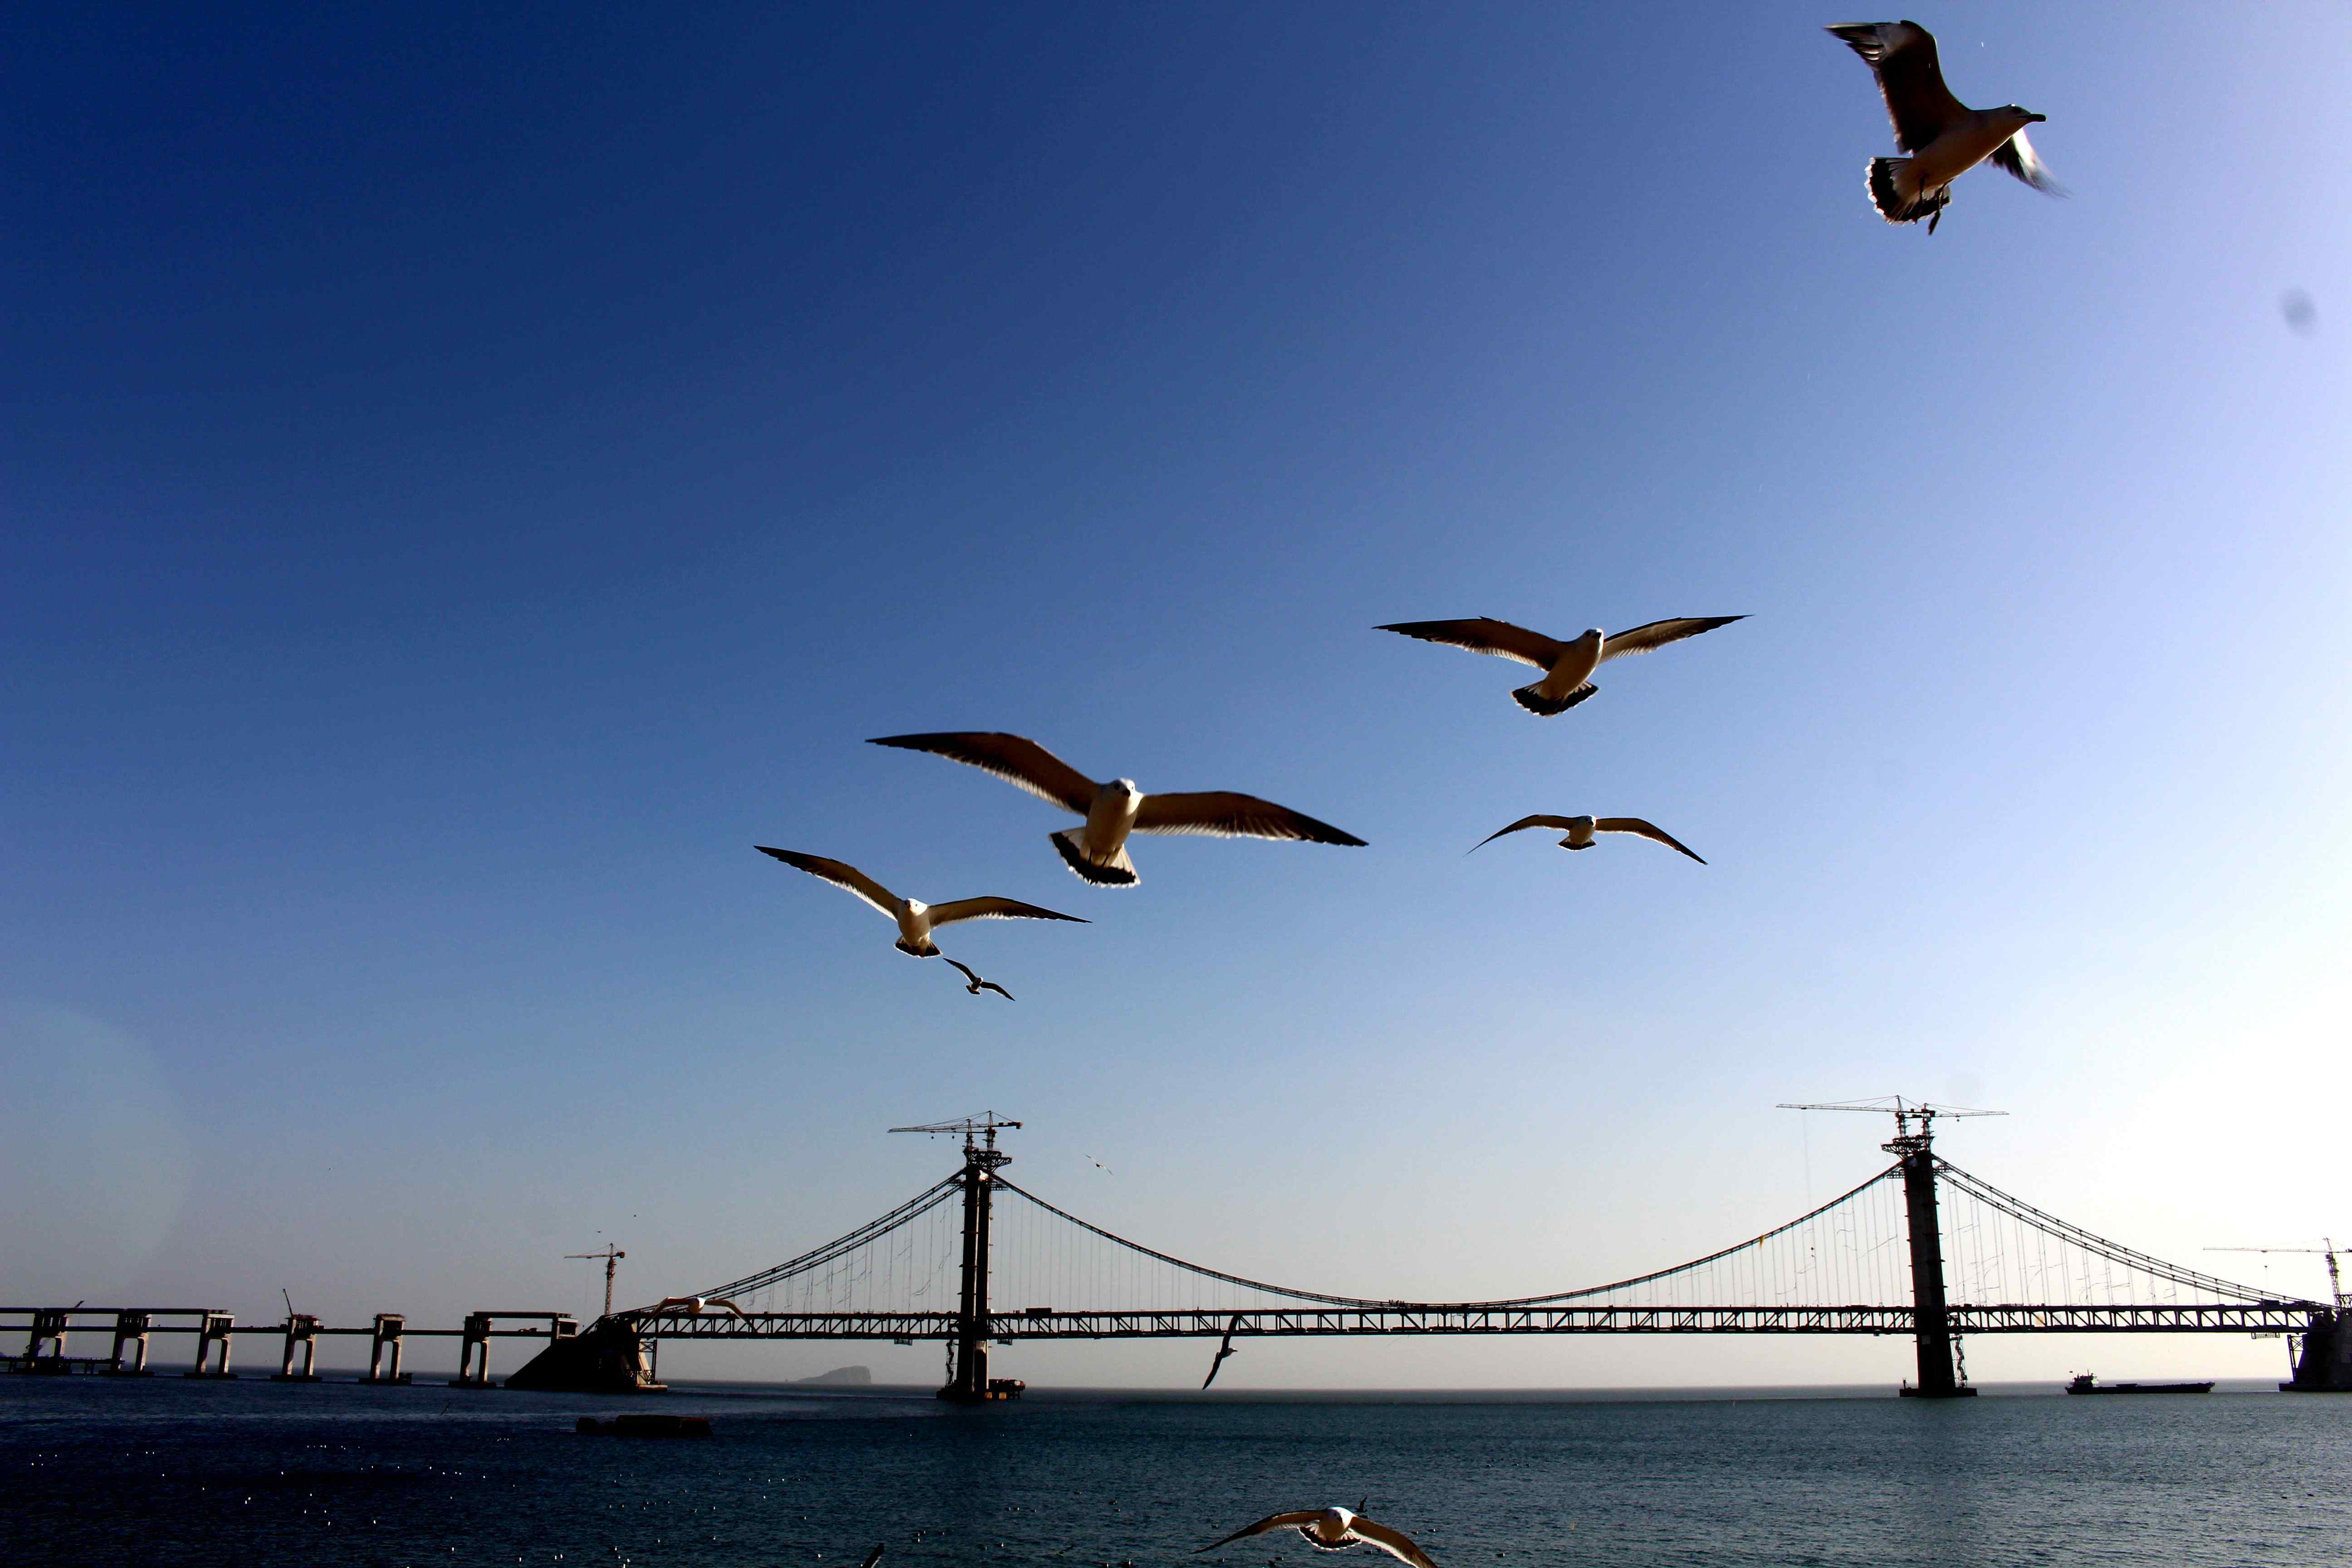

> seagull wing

[
  {"left": 1375, "top": 618, "right": 1564, "bottom": 671},
  {"left": 1595, "top": 818, "right": 1706, "bottom": 864},
  {"left": 1596, "top": 615, "right": 1745, "bottom": 664},
  {"left": 755, "top": 848, "right": 901, "bottom": 918},
  {"left": 1196, "top": 1514, "right": 1323, "bottom": 1554},
  {"left": 707, "top": 1297, "right": 750, "bottom": 1320},
  {"left": 1988, "top": 127, "right": 2062, "bottom": 193},
  {"left": 978, "top": 979, "right": 1014, "bottom": 1000},
  {"left": 1826, "top": 21, "right": 1965, "bottom": 152},
  {"left": 859, "top": 1545, "right": 886, "bottom": 1568},
  {"left": 1132, "top": 792, "right": 1367, "bottom": 846},
  {"left": 944, "top": 956, "right": 984, "bottom": 984},
  {"left": 1469, "top": 815, "right": 1582, "bottom": 853},
  {"left": 924, "top": 896, "right": 1090, "bottom": 927},
  {"left": 867, "top": 732, "right": 1098, "bottom": 814},
  {"left": 1349, "top": 1518, "right": 1440, "bottom": 1568}
]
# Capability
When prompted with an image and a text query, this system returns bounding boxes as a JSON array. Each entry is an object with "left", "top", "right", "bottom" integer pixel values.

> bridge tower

[
  {"left": 891, "top": 1112, "right": 1021, "bottom": 1402},
  {"left": 1782, "top": 1098, "right": 2004, "bottom": 1399}
]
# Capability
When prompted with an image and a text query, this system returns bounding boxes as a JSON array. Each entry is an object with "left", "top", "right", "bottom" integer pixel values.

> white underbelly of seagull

[
  {"left": 867, "top": 732, "right": 1365, "bottom": 887},
  {"left": 754, "top": 847, "right": 1086, "bottom": 958}
]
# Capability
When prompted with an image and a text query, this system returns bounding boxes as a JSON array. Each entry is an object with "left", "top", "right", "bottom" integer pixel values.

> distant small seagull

[
  {"left": 1199, "top": 1505, "right": 1434, "bottom": 1568},
  {"left": 650, "top": 1295, "right": 749, "bottom": 1320},
  {"left": 1377, "top": 616, "right": 1743, "bottom": 715},
  {"left": 867, "top": 733, "right": 1366, "bottom": 887},
  {"left": 1471, "top": 814, "right": 1705, "bottom": 863},
  {"left": 1201, "top": 1318, "right": 1242, "bottom": 1389},
  {"left": 1827, "top": 20, "right": 2058, "bottom": 234},
  {"left": 944, "top": 957, "right": 1014, "bottom": 999},
  {"left": 2282, "top": 289, "right": 2318, "bottom": 336},
  {"left": 1084, "top": 1153, "right": 1114, "bottom": 1174},
  {"left": 756, "top": 847, "right": 1087, "bottom": 956}
]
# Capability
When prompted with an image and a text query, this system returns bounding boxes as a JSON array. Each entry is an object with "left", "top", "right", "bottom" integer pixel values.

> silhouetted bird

[
  {"left": 944, "top": 957, "right": 1014, "bottom": 1000},
  {"left": 1470, "top": 814, "right": 1705, "bottom": 864},
  {"left": 1827, "top": 20, "right": 2058, "bottom": 233},
  {"left": 1201, "top": 1320, "right": 1242, "bottom": 1389},
  {"left": 867, "top": 733, "right": 1365, "bottom": 887},
  {"left": 1199, "top": 1505, "right": 1434, "bottom": 1568},
  {"left": 755, "top": 847, "right": 1086, "bottom": 957},
  {"left": 1377, "top": 616, "right": 1742, "bottom": 715}
]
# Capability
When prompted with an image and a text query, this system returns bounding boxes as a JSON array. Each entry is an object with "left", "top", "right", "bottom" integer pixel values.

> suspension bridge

[
  {"left": 10, "top": 1102, "right": 2347, "bottom": 1399},
  {"left": 507, "top": 1101, "right": 2348, "bottom": 1400}
]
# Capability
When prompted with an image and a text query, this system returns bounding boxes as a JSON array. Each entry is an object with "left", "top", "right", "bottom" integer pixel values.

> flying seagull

[
  {"left": 1376, "top": 616, "right": 1743, "bottom": 715},
  {"left": 1201, "top": 1318, "right": 1242, "bottom": 1389},
  {"left": 650, "top": 1295, "right": 749, "bottom": 1320},
  {"left": 1198, "top": 1505, "right": 1435, "bottom": 1568},
  {"left": 944, "top": 957, "right": 1014, "bottom": 1000},
  {"left": 1827, "top": 20, "right": 2058, "bottom": 234},
  {"left": 1471, "top": 814, "right": 1705, "bottom": 863},
  {"left": 755, "top": 847, "right": 1087, "bottom": 956},
  {"left": 866, "top": 733, "right": 1366, "bottom": 887}
]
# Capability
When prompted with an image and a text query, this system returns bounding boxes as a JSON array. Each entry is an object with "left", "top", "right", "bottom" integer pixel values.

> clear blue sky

[{"left": 5, "top": 1, "right": 2347, "bottom": 1387}]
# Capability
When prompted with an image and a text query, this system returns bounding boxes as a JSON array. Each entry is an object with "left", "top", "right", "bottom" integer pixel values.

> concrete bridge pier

[
  {"left": 451, "top": 1313, "right": 495, "bottom": 1387},
  {"left": 273, "top": 1315, "right": 322, "bottom": 1381},
  {"left": 2283, "top": 1311, "right": 2352, "bottom": 1392},
  {"left": 184, "top": 1313, "right": 236, "bottom": 1378},
  {"left": 21, "top": 1309, "right": 68, "bottom": 1367},
  {"left": 108, "top": 1312, "right": 152, "bottom": 1375},
  {"left": 361, "top": 1313, "right": 410, "bottom": 1384}
]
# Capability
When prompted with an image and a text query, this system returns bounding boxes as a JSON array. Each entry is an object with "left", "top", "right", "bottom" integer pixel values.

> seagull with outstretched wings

[
  {"left": 756, "top": 847, "right": 1086, "bottom": 957},
  {"left": 1201, "top": 1318, "right": 1242, "bottom": 1389},
  {"left": 867, "top": 733, "right": 1365, "bottom": 887},
  {"left": 1197, "top": 1504, "right": 1435, "bottom": 1568},
  {"left": 1470, "top": 814, "right": 1705, "bottom": 863},
  {"left": 943, "top": 957, "right": 1014, "bottom": 1000},
  {"left": 1377, "top": 616, "right": 1743, "bottom": 716},
  {"left": 648, "top": 1295, "right": 749, "bottom": 1321},
  {"left": 1827, "top": 20, "right": 2059, "bottom": 233}
]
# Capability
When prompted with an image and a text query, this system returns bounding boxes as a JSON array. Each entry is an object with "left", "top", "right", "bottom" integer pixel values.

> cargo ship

[{"left": 2064, "top": 1372, "right": 2213, "bottom": 1395}]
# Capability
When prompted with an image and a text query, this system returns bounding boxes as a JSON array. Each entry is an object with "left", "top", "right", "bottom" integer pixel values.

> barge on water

[{"left": 2065, "top": 1372, "right": 2214, "bottom": 1395}]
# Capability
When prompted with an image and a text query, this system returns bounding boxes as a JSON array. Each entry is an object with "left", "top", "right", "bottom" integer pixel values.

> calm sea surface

[{"left": 5, "top": 1377, "right": 2348, "bottom": 1567}]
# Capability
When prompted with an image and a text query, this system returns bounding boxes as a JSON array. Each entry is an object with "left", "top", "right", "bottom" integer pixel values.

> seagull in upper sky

[
  {"left": 1471, "top": 814, "right": 1705, "bottom": 863},
  {"left": 755, "top": 847, "right": 1087, "bottom": 956},
  {"left": 866, "top": 733, "right": 1366, "bottom": 887},
  {"left": 943, "top": 957, "right": 1014, "bottom": 1000},
  {"left": 1827, "top": 20, "right": 2059, "bottom": 234},
  {"left": 1376, "top": 616, "right": 1744, "bottom": 715},
  {"left": 1199, "top": 1504, "right": 1435, "bottom": 1568}
]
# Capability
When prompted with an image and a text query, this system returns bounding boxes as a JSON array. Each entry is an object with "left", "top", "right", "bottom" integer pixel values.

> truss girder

[{"left": 627, "top": 1302, "right": 2318, "bottom": 1340}]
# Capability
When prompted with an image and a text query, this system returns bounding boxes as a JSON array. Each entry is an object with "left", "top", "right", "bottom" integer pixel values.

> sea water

[{"left": 5, "top": 1377, "right": 2348, "bottom": 1566}]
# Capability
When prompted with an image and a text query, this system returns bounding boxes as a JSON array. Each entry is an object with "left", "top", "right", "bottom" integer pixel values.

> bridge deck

[{"left": 629, "top": 1303, "right": 2317, "bottom": 1339}]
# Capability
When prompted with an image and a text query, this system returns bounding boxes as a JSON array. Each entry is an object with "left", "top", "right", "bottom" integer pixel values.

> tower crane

[
  {"left": 1777, "top": 1095, "right": 2006, "bottom": 1154},
  {"left": 566, "top": 1244, "right": 627, "bottom": 1318},
  {"left": 2205, "top": 1240, "right": 2345, "bottom": 1311},
  {"left": 889, "top": 1110, "right": 1022, "bottom": 1156}
]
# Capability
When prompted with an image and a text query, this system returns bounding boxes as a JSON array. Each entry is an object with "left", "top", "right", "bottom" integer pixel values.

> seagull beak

[{"left": 2025, "top": 112, "right": 2047, "bottom": 123}]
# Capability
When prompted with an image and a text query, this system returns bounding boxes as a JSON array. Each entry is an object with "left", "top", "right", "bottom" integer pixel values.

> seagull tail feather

[
  {"left": 1511, "top": 680, "right": 1597, "bottom": 716},
  {"left": 1866, "top": 157, "right": 1943, "bottom": 227},
  {"left": 1050, "top": 829, "right": 1138, "bottom": 887}
]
